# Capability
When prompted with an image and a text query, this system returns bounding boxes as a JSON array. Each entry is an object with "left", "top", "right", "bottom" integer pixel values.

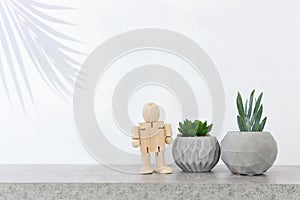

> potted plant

[
  {"left": 172, "top": 119, "right": 220, "bottom": 172},
  {"left": 221, "top": 90, "right": 278, "bottom": 175}
]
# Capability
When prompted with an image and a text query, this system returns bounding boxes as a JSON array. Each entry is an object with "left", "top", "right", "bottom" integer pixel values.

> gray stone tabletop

[{"left": 0, "top": 165, "right": 299, "bottom": 200}]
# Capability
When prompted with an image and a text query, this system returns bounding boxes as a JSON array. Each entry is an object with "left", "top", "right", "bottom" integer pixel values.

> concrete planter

[
  {"left": 221, "top": 131, "right": 278, "bottom": 175},
  {"left": 172, "top": 136, "right": 220, "bottom": 172}
]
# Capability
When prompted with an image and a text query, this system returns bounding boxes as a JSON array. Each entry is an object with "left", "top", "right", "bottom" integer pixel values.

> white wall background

[{"left": 0, "top": 0, "right": 299, "bottom": 165}]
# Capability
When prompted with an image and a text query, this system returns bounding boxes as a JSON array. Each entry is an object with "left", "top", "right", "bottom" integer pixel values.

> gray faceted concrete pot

[
  {"left": 221, "top": 131, "right": 278, "bottom": 175},
  {"left": 172, "top": 136, "right": 220, "bottom": 173}
]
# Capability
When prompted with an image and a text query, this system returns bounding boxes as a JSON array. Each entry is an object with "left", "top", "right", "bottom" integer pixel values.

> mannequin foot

[
  {"left": 140, "top": 167, "right": 154, "bottom": 175},
  {"left": 154, "top": 166, "right": 173, "bottom": 174}
]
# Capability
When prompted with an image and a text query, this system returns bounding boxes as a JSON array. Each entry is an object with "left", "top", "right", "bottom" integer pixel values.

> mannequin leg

[
  {"left": 140, "top": 153, "right": 153, "bottom": 175},
  {"left": 154, "top": 151, "right": 173, "bottom": 174}
]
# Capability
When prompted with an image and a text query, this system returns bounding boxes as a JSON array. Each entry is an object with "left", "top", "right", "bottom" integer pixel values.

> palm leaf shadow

[{"left": 0, "top": 0, "right": 83, "bottom": 112}]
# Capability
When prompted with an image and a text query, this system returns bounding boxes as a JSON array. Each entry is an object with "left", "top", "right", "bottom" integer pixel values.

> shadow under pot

[
  {"left": 221, "top": 131, "right": 278, "bottom": 175},
  {"left": 172, "top": 136, "right": 220, "bottom": 173}
]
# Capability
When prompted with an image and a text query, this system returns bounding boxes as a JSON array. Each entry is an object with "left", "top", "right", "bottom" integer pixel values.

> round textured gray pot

[
  {"left": 221, "top": 131, "right": 278, "bottom": 175},
  {"left": 172, "top": 136, "right": 220, "bottom": 172}
]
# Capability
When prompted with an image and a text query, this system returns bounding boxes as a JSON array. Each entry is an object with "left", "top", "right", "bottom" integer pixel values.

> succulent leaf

[
  {"left": 259, "top": 117, "right": 267, "bottom": 132},
  {"left": 237, "top": 92, "right": 245, "bottom": 117},
  {"left": 178, "top": 119, "right": 213, "bottom": 137},
  {"left": 247, "top": 90, "right": 255, "bottom": 118},
  {"left": 245, "top": 100, "right": 248, "bottom": 116},
  {"left": 237, "top": 116, "right": 246, "bottom": 131},
  {"left": 236, "top": 90, "right": 267, "bottom": 132},
  {"left": 252, "top": 105, "right": 263, "bottom": 131},
  {"left": 207, "top": 124, "right": 213, "bottom": 132},
  {"left": 252, "top": 93, "right": 263, "bottom": 121},
  {"left": 237, "top": 115, "right": 247, "bottom": 131}
]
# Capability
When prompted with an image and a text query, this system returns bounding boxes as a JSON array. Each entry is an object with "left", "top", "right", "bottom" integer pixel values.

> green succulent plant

[
  {"left": 236, "top": 90, "right": 267, "bottom": 132},
  {"left": 178, "top": 119, "right": 213, "bottom": 137}
]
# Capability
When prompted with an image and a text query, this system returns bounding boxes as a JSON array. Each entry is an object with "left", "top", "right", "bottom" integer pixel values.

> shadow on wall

[{"left": 0, "top": 0, "right": 83, "bottom": 112}]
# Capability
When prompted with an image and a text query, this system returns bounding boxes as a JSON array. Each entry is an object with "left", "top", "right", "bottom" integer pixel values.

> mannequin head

[{"left": 142, "top": 102, "right": 160, "bottom": 122}]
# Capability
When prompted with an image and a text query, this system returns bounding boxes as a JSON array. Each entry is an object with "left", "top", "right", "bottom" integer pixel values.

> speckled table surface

[{"left": 0, "top": 165, "right": 299, "bottom": 200}]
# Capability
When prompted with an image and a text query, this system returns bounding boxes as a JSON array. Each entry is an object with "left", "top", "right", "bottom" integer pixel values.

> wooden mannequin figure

[{"left": 132, "top": 103, "right": 173, "bottom": 175}]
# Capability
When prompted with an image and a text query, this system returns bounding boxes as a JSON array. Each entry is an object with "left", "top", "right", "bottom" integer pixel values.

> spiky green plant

[
  {"left": 237, "top": 90, "right": 267, "bottom": 132},
  {"left": 178, "top": 119, "right": 213, "bottom": 137}
]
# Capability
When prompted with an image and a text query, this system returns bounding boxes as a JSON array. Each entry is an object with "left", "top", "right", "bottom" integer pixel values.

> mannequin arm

[
  {"left": 164, "top": 124, "right": 173, "bottom": 144},
  {"left": 131, "top": 126, "right": 140, "bottom": 148}
]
